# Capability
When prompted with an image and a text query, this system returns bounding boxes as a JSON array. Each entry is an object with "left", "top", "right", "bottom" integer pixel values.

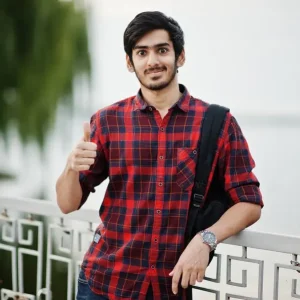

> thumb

[{"left": 83, "top": 121, "right": 91, "bottom": 142}]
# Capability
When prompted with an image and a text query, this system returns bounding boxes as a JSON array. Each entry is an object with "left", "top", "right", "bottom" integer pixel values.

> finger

[
  {"left": 81, "top": 150, "right": 97, "bottom": 158},
  {"left": 77, "top": 141, "right": 97, "bottom": 151},
  {"left": 73, "top": 164, "right": 90, "bottom": 172},
  {"left": 189, "top": 271, "right": 197, "bottom": 286},
  {"left": 73, "top": 149, "right": 95, "bottom": 160},
  {"left": 197, "top": 270, "right": 205, "bottom": 283},
  {"left": 83, "top": 121, "right": 91, "bottom": 142},
  {"left": 76, "top": 158, "right": 95, "bottom": 166},
  {"left": 73, "top": 148, "right": 96, "bottom": 160},
  {"left": 181, "top": 269, "right": 191, "bottom": 289},
  {"left": 171, "top": 267, "right": 182, "bottom": 295}
]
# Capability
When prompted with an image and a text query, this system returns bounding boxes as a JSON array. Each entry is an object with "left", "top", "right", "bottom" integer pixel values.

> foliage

[{"left": 0, "top": 0, "right": 90, "bottom": 147}]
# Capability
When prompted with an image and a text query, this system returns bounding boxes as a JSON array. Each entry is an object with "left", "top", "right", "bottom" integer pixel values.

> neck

[{"left": 140, "top": 79, "right": 182, "bottom": 111}]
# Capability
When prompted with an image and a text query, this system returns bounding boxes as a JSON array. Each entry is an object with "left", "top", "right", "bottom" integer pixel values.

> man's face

[{"left": 128, "top": 29, "right": 183, "bottom": 91}]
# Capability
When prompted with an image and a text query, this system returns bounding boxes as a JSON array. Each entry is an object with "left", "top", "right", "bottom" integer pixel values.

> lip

[{"left": 147, "top": 69, "right": 164, "bottom": 75}]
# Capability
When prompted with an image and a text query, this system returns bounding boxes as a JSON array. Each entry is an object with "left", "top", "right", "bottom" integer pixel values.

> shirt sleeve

[
  {"left": 218, "top": 114, "right": 264, "bottom": 207},
  {"left": 78, "top": 111, "right": 109, "bottom": 209}
]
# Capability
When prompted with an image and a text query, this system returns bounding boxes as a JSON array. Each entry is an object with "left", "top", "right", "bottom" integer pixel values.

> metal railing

[{"left": 0, "top": 196, "right": 299, "bottom": 300}]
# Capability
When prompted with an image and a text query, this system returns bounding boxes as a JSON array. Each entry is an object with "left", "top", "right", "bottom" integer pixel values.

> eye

[
  {"left": 158, "top": 48, "right": 168, "bottom": 54},
  {"left": 137, "top": 50, "right": 146, "bottom": 56}
]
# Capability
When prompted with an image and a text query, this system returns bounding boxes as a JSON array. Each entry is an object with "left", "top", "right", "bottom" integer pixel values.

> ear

[
  {"left": 126, "top": 55, "right": 135, "bottom": 73},
  {"left": 176, "top": 49, "right": 186, "bottom": 68}
]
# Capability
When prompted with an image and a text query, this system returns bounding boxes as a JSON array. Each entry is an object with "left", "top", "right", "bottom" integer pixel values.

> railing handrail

[{"left": 1, "top": 196, "right": 300, "bottom": 255}]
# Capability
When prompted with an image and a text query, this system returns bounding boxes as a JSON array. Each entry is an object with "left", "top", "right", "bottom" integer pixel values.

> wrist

[
  {"left": 198, "top": 230, "right": 218, "bottom": 252},
  {"left": 65, "top": 157, "right": 79, "bottom": 176},
  {"left": 201, "top": 241, "right": 211, "bottom": 252}
]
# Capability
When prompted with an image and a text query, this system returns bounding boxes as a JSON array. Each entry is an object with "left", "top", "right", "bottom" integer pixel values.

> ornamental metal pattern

[
  {"left": 274, "top": 254, "right": 300, "bottom": 299},
  {"left": 0, "top": 201, "right": 300, "bottom": 300},
  {"left": 0, "top": 211, "right": 17, "bottom": 293},
  {"left": 225, "top": 246, "right": 264, "bottom": 299},
  {"left": 1, "top": 288, "right": 35, "bottom": 300}
]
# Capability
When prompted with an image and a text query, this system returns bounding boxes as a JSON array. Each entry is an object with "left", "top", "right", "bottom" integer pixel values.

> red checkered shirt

[{"left": 79, "top": 84, "right": 263, "bottom": 299}]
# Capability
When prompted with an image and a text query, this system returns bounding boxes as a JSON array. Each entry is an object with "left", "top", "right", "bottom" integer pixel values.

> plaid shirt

[{"left": 79, "top": 84, "right": 263, "bottom": 299}]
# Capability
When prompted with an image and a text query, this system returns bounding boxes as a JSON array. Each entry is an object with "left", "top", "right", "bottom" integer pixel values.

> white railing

[{"left": 0, "top": 197, "right": 299, "bottom": 300}]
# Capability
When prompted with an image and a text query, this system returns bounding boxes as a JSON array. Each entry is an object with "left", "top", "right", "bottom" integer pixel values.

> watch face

[{"left": 204, "top": 232, "right": 216, "bottom": 243}]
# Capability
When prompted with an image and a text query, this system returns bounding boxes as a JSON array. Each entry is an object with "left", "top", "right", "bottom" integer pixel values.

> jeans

[{"left": 76, "top": 269, "right": 154, "bottom": 300}]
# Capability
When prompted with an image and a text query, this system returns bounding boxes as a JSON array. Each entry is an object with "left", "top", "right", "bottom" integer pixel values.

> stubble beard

[{"left": 134, "top": 63, "right": 178, "bottom": 91}]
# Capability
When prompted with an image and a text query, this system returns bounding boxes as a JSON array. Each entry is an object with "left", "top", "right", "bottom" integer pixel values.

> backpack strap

[{"left": 185, "top": 104, "right": 229, "bottom": 242}]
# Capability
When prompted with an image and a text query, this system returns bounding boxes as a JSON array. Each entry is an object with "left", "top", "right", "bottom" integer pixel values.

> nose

[{"left": 147, "top": 51, "right": 159, "bottom": 67}]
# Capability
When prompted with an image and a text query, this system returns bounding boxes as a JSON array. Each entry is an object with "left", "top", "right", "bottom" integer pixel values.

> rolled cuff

[{"left": 228, "top": 183, "right": 264, "bottom": 208}]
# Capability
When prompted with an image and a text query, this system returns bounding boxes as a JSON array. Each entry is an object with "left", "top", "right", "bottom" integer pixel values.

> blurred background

[
  {"left": 1, "top": 0, "right": 299, "bottom": 234},
  {"left": 0, "top": 0, "right": 299, "bottom": 297}
]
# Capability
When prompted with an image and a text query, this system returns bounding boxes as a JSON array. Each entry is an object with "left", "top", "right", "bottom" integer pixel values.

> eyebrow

[{"left": 133, "top": 42, "right": 171, "bottom": 50}]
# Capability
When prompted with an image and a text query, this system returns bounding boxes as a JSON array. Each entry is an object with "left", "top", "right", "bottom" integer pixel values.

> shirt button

[
  {"left": 160, "top": 127, "right": 164, "bottom": 131},
  {"left": 193, "top": 150, "right": 197, "bottom": 154},
  {"left": 154, "top": 238, "right": 158, "bottom": 243},
  {"left": 158, "top": 182, "right": 163, "bottom": 186},
  {"left": 149, "top": 107, "right": 153, "bottom": 111},
  {"left": 157, "top": 210, "right": 161, "bottom": 214},
  {"left": 151, "top": 265, "right": 155, "bottom": 269},
  {"left": 159, "top": 155, "right": 164, "bottom": 160}
]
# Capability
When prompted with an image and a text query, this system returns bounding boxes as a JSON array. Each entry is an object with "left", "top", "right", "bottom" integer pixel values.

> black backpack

[{"left": 185, "top": 104, "right": 231, "bottom": 299}]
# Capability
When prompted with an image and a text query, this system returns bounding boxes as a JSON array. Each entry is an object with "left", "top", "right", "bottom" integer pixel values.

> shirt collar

[{"left": 133, "top": 84, "right": 191, "bottom": 113}]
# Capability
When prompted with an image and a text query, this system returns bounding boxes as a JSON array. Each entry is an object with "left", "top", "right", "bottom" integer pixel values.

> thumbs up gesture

[
  {"left": 83, "top": 122, "right": 91, "bottom": 142},
  {"left": 68, "top": 122, "right": 97, "bottom": 172}
]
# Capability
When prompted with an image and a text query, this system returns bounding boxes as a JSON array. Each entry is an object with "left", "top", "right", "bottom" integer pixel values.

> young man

[{"left": 56, "top": 11, "right": 263, "bottom": 300}]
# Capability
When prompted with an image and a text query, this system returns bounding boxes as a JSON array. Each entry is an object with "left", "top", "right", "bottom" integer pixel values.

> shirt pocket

[{"left": 176, "top": 147, "right": 198, "bottom": 191}]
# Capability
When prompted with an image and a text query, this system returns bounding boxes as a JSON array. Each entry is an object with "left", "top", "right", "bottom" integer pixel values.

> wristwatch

[{"left": 198, "top": 230, "right": 217, "bottom": 251}]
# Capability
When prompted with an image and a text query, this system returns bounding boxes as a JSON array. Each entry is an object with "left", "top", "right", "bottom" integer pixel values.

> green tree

[
  {"left": 0, "top": 0, "right": 90, "bottom": 147},
  {"left": 0, "top": 2, "right": 91, "bottom": 297}
]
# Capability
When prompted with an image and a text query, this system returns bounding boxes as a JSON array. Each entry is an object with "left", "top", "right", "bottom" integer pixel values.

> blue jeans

[
  {"left": 76, "top": 269, "right": 154, "bottom": 300},
  {"left": 76, "top": 269, "right": 108, "bottom": 300}
]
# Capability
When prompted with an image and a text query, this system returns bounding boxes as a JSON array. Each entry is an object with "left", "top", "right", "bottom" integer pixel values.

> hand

[
  {"left": 169, "top": 234, "right": 210, "bottom": 295},
  {"left": 68, "top": 122, "right": 97, "bottom": 172}
]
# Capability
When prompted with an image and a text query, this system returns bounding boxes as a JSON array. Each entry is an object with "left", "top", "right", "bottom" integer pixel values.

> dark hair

[{"left": 124, "top": 11, "right": 185, "bottom": 61}]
